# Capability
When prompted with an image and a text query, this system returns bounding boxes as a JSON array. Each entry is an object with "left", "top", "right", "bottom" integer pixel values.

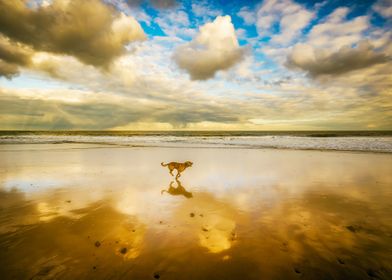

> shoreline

[{"left": 1, "top": 142, "right": 392, "bottom": 154}]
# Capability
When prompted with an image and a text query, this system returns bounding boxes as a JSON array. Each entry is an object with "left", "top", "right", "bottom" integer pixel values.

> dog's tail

[{"left": 161, "top": 162, "right": 168, "bottom": 167}]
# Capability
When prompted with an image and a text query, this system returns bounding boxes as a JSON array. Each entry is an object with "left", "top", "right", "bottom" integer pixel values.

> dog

[
  {"left": 161, "top": 161, "right": 193, "bottom": 179},
  {"left": 161, "top": 180, "right": 193, "bottom": 198}
]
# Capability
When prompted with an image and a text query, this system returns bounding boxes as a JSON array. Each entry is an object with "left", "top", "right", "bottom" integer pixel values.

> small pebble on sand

[
  {"left": 120, "top": 247, "right": 127, "bottom": 254},
  {"left": 367, "top": 269, "right": 378, "bottom": 278},
  {"left": 190, "top": 213, "right": 195, "bottom": 217},
  {"left": 95, "top": 241, "right": 101, "bottom": 247}
]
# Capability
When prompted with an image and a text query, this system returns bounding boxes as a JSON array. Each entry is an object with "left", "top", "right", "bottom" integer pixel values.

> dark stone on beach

[
  {"left": 337, "top": 258, "right": 345, "bottom": 265},
  {"left": 153, "top": 272, "right": 160, "bottom": 279},
  {"left": 120, "top": 247, "right": 127, "bottom": 254},
  {"left": 346, "top": 225, "right": 361, "bottom": 233},
  {"left": 93, "top": 266, "right": 97, "bottom": 270},
  {"left": 190, "top": 213, "right": 195, "bottom": 217},
  {"left": 294, "top": 268, "right": 301, "bottom": 274},
  {"left": 95, "top": 241, "right": 101, "bottom": 247},
  {"left": 159, "top": 221, "right": 163, "bottom": 224},
  {"left": 115, "top": 240, "right": 119, "bottom": 244},
  {"left": 132, "top": 229, "right": 136, "bottom": 232},
  {"left": 202, "top": 227, "right": 208, "bottom": 232},
  {"left": 367, "top": 269, "right": 378, "bottom": 278},
  {"left": 200, "top": 214, "right": 204, "bottom": 217},
  {"left": 66, "top": 200, "right": 71, "bottom": 203},
  {"left": 36, "top": 265, "right": 54, "bottom": 276}
]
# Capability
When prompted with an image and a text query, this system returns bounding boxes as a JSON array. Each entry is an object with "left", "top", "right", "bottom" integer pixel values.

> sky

[{"left": 0, "top": 0, "right": 391, "bottom": 130}]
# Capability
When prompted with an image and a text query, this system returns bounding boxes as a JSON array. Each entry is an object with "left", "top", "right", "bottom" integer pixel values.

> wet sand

[{"left": 0, "top": 144, "right": 392, "bottom": 279}]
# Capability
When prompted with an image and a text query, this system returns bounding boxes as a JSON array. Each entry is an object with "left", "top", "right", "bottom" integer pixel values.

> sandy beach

[{"left": 0, "top": 144, "right": 392, "bottom": 279}]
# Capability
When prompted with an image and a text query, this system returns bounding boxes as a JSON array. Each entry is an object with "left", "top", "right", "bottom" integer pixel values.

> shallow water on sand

[{"left": 0, "top": 144, "right": 392, "bottom": 279}]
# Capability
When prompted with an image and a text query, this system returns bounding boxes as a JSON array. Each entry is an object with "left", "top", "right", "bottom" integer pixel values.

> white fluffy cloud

[
  {"left": 256, "top": 0, "right": 314, "bottom": 44},
  {"left": 173, "top": 15, "right": 245, "bottom": 80},
  {"left": 306, "top": 8, "right": 369, "bottom": 50}
]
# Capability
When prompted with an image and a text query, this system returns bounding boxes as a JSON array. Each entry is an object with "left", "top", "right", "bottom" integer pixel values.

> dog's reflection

[{"left": 161, "top": 179, "right": 193, "bottom": 199}]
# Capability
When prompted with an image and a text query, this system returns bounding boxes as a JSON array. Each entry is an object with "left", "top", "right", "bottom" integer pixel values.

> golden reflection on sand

[
  {"left": 1, "top": 145, "right": 392, "bottom": 279},
  {"left": 198, "top": 214, "right": 236, "bottom": 253},
  {"left": 161, "top": 180, "right": 193, "bottom": 199}
]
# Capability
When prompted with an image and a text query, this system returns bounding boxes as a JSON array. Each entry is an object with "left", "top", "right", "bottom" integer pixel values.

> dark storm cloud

[
  {"left": 286, "top": 41, "right": 390, "bottom": 77},
  {"left": 0, "top": 60, "right": 19, "bottom": 79},
  {"left": 0, "top": 0, "right": 145, "bottom": 71},
  {"left": 0, "top": 36, "right": 33, "bottom": 78}
]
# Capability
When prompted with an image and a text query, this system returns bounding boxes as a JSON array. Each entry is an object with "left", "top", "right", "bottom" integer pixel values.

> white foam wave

[{"left": 1, "top": 135, "right": 392, "bottom": 153}]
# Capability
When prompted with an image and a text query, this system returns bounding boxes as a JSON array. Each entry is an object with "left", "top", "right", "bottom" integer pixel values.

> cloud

[
  {"left": 154, "top": 9, "right": 195, "bottom": 38},
  {"left": 256, "top": 0, "right": 314, "bottom": 44},
  {"left": 237, "top": 7, "right": 256, "bottom": 25},
  {"left": 285, "top": 7, "right": 390, "bottom": 78},
  {"left": 0, "top": 0, "right": 145, "bottom": 70},
  {"left": 173, "top": 15, "right": 245, "bottom": 80},
  {"left": 306, "top": 8, "right": 369, "bottom": 49},
  {"left": 191, "top": 2, "right": 221, "bottom": 21},
  {"left": 373, "top": 0, "right": 392, "bottom": 19},
  {"left": 0, "top": 35, "right": 34, "bottom": 78},
  {"left": 149, "top": 0, "right": 177, "bottom": 9},
  {"left": 0, "top": 60, "right": 19, "bottom": 79},
  {"left": 125, "top": 0, "right": 178, "bottom": 9},
  {"left": 287, "top": 41, "right": 390, "bottom": 77},
  {"left": 0, "top": 86, "right": 243, "bottom": 130},
  {"left": 1, "top": 1, "right": 391, "bottom": 131}
]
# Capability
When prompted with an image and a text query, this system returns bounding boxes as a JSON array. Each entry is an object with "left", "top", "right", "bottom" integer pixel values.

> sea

[{"left": 1, "top": 131, "right": 392, "bottom": 153}]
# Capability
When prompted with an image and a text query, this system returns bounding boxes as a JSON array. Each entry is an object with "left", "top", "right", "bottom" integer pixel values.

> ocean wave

[{"left": 1, "top": 135, "right": 392, "bottom": 153}]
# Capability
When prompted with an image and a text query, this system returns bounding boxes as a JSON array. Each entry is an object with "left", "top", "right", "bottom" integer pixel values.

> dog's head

[{"left": 185, "top": 161, "right": 193, "bottom": 167}]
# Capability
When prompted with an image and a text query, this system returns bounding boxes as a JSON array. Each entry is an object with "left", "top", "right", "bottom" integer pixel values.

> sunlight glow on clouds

[
  {"left": 0, "top": 0, "right": 145, "bottom": 72},
  {"left": 287, "top": 41, "right": 390, "bottom": 77},
  {"left": 174, "top": 15, "right": 245, "bottom": 80},
  {"left": 0, "top": 0, "right": 391, "bottom": 130}
]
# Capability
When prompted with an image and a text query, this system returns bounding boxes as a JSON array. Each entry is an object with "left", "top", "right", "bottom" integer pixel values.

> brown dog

[{"left": 161, "top": 161, "right": 193, "bottom": 179}]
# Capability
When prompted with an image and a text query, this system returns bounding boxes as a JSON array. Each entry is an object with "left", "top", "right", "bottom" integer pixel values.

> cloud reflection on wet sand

[{"left": 0, "top": 145, "right": 391, "bottom": 279}]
